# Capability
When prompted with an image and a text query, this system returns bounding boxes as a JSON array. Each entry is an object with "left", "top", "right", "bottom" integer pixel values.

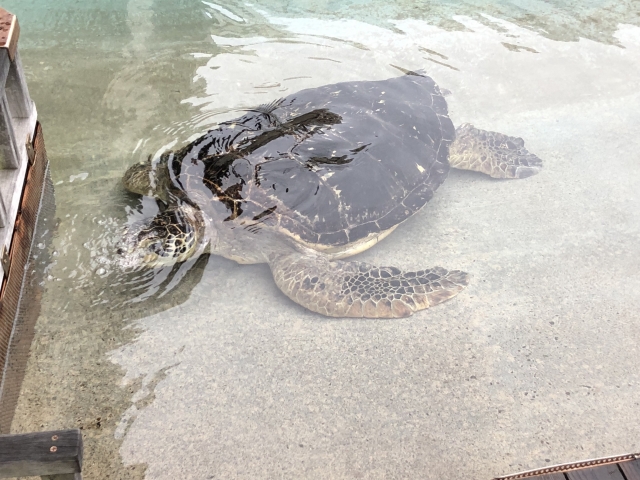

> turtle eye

[
  {"left": 148, "top": 241, "right": 164, "bottom": 255},
  {"left": 138, "top": 230, "right": 159, "bottom": 242}
]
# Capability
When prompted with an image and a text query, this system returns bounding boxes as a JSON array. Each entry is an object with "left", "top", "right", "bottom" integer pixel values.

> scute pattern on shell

[{"left": 169, "top": 74, "right": 455, "bottom": 248}]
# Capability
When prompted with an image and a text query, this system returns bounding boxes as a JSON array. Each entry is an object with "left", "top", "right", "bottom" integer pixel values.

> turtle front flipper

[
  {"left": 449, "top": 123, "right": 542, "bottom": 179},
  {"left": 269, "top": 253, "right": 469, "bottom": 318}
]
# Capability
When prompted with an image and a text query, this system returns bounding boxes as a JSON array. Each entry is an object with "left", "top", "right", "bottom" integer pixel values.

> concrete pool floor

[
  {"left": 7, "top": 4, "right": 640, "bottom": 480},
  {"left": 109, "top": 91, "right": 640, "bottom": 478}
]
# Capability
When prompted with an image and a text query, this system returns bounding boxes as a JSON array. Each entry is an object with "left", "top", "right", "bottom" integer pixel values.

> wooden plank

[
  {"left": 0, "top": 9, "right": 19, "bottom": 62},
  {"left": 619, "top": 459, "right": 640, "bottom": 480},
  {"left": 496, "top": 456, "right": 640, "bottom": 480},
  {"left": 0, "top": 99, "right": 38, "bottom": 274},
  {"left": 0, "top": 49, "right": 10, "bottom": 94},
  {"left": 0, "top": 429, "right": 82, "bottom": 478},
  {"left": 6, "top": 51, "right": 33, "bottom": 119},
  {"left": 42, "top": 474, "right": 83, "bottom": 480},
  {"left": 0, "top": 183, "right": 6, "bottom": 228},
  {"left": 0, "top": 9, "right": 38, "bottom": 281},
  {"left": 495, "top": 468, "right": 568, "bottom": 479},
  {"left": 566, "top": 464, "right": 625, "bottom": 480},
  {"left": 0, "top": 91, "right": 18, "bottom": 169},
  {"left": 0, "top": 122, "right": 51, "bottom": 434}
]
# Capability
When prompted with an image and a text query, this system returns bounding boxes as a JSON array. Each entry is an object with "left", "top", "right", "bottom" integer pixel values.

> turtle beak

[{"left": 117, "top": 223, "right": 160, "bottom": 269}]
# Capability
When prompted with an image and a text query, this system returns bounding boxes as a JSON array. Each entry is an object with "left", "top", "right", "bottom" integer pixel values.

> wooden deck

[{"left": 495, "top": 455, "right": 640, "bottom": 480}]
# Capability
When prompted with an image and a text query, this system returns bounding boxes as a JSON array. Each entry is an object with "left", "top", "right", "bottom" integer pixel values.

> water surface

[{"left": 5, "top": 1, "right": 640, "bottom": 478}]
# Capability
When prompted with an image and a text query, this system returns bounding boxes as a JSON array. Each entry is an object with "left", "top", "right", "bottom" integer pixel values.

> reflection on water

[{"left": 3, "top": 0, "right": 640, "bottom": 478}]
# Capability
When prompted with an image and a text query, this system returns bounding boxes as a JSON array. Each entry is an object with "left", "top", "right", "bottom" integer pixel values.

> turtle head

[
  {"left": 118, "top": 203, "right": 206, "bottom": 268},
  {"left": 122, "top": 156, "right": 171, "bottom": 203}
]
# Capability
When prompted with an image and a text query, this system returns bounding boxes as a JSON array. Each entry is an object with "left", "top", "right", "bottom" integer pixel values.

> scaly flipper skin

[
  {"left": 270, "top": 253, "right": 470, "bottom": 318},
  {"left": 449, "top": 123, "right": 543, "bottom": 178}
]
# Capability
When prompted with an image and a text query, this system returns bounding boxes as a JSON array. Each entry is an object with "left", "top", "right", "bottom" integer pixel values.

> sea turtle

[{"left": 119, "top": 73, "right": 542, "bottom": 318}]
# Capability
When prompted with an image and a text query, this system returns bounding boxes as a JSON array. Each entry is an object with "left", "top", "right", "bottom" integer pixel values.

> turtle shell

[{"left": 170, "top": 74, "right": 454, "bottom": 249}]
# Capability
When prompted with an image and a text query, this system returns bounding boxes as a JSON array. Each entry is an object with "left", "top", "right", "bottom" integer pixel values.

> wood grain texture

[
  {"left": 619, "top": 460, "right": 640, "bottom": 480},
  {"left": 0, "top": 91, "right": 19, "bottom": 170},
  {"left": 534, "top": 474, "right": 568, "bottom": 480},
  {"left": 0, "top": 429, "right": 82, "bottom": 478},
  {"left": 0, "top": 9, "right": 19, "bottom": 61},
  {"left": 42, "top": 473, "right": 83, "bottom": 480},
  {"left": 0, "top": 122, "right": 49, "bottom": 434},
  {"left": 566, "top": 464, "right": 625, "bottom": 480},
  {"left": 6, "top": 51, "right": 33, "bottom": 119}
]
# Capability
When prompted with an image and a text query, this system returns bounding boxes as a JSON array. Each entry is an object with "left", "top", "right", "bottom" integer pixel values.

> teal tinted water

[{"left": 4, "top": 1, "right": 640, "bottom": 479}]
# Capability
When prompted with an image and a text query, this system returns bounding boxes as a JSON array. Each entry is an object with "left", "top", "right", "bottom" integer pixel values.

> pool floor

[{"left": 4, "top": 1, "right": 640, "bottom": 478}]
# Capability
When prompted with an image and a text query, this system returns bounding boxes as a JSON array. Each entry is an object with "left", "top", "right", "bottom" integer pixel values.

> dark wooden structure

[
  {"left": 0, "top": 6, "right": 52, "bottom": 435},
  {"left": 0, "top": 429, "right": 83, "bottom": 479},
  {"left": 495, "top": 454, "right": 640, "bottom": 480}
]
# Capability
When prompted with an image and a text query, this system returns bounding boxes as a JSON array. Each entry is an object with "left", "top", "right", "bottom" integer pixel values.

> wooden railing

[{"left": 0, "top": 7, "right": 37, "bottom": 284}]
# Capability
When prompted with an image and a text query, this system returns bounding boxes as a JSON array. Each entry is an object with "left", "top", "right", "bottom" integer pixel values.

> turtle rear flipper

[
  {"left": 449, "top": 123, "right": 543, "bottom": 179},
  {"left": 269, "top": 253, "right": 469, "bottom": 318}
]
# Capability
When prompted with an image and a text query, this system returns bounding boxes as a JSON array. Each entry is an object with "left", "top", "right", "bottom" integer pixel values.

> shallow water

[{"left": 4, "top": 1, "right": 640, "bottom": 479}]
